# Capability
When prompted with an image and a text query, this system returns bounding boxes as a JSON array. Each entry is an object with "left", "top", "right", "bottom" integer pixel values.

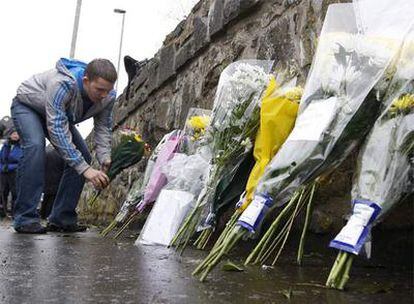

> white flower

[{"left": 240, "top": 138, "right": 253, "bottom": 152}]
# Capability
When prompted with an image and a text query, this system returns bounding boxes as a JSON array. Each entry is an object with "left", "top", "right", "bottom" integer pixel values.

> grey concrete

[{"left": 0, "top": 220, "right": 412, "bottom": 304}]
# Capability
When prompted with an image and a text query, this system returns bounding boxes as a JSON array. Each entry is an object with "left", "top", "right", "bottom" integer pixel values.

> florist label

[
  {"left": 238, "top": 195, "right": 267, "bottom": 228},
  {"left": 288, "top": 97, "right": 337, "bottom": 141},
  {"left": 330, "top": 202, "right": 379, "bottom": 254}
]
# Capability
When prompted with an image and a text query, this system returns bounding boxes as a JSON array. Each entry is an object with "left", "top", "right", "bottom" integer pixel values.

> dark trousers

[
  {"left": 0, "top": 171, "right": 17, "bottom": 216},
  {"left": 11, "top": 100, "right": 92, "bottom": 227}
]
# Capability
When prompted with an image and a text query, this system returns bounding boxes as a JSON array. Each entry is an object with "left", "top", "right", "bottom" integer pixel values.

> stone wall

[{"left": 78, "top": 0, "right": 413, "bottom": 241}]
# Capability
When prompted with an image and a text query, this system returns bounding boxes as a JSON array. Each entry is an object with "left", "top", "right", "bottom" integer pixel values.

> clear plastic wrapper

[
  {"left": 330, "top": 25, "right": 414, "bottom": 255},
  {"left": 162, "top": 153, "right": 210, "bottom": 196},
  {"left": 252, "top": 2, "right": 410, "bottom": 212},
  {"left": 196, "top": 60, "right": 274, "bottom": 229},
  {"left": 170, "top": 61, "right": 273, "bottom": 250},
  {"left": 136, "top": 151, "right": 210, "bottom": 246},
  {"left": 135, "top": 130, "right": 183, "bottom": 212},
  {"left": 209, "top": 60, "right": 273, "bottom": 133}
]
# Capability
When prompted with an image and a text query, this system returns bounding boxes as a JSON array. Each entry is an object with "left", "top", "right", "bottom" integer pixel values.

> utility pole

[
  {"left": 114, "top": 8, "right": 126, "bottom": 93},
  {"left": 70, "top": 0, "right": 83, "bottom": 58}
]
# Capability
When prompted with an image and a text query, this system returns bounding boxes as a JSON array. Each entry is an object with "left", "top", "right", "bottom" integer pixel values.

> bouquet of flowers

[
  {"left": 170, "top": 60, "right": 273, "bottom": 252},
  {"left": 199, "top": 76, "right": 302, "bottom": 255},
  {"left": 104, "top": 108, "right": 212, "bottom": 238},
  {"left": 193, "top": 2, "right": 407, "bottom": 281},
  {"left": 88, "top": 129, "right": 146, "bottom": 207},
  {"left": 327, "top": 26, "right": 414, "bottom": 290},
  {"left": 100, "top": 131, "right": 168, "bottom": 236},
  {"left": 192, "top": 77, "right": 304, "bottom": 280},
  {"left": 178, "top": 108, "right": 212, "bottom": 157},
  {"left": 135, "top": 131, "right": 183, "bottom": 212},
  {"left": 106, "top": 130, "right": 182, "bottom": 237},
  {"left": 136, "top": 152, "right": 210, "bottom": 246}
]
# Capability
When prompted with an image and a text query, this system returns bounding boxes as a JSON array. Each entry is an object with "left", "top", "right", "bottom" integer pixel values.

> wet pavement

[{"left": 0, "top": 219, "right": 412, "bottom": 304}]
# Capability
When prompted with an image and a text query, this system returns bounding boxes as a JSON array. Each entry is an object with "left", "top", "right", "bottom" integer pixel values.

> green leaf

[{"left": 221, "top": 261, "right": 244, "bottom": 272}]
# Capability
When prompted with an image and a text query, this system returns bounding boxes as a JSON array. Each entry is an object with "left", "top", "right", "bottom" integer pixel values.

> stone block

[
  {"left": 157, "top": 44, "right": 176, "bottom": 86},
  {"left": 284, "top": 0, "right": 302, "bottom": 7},
  {"left": 208, "top": 0, "right": 225, "bottom": 37},
  {"left": 224, "top": 0, "right": 260, "bottom": 25},
  {"left": 174, "top": 83, "right": 195, "bottom": 129},
  {"left": 126, "top": 95, "right": 142, "bottom": 114},
  {"left": 132, "top": 64, "right": 149, "bottom": 91},
  {"left": 146, "top": 59, "right": 160, "bottom": 95},
  {"left": 175, "top": 42, "right": 193, "bottom": 70},
  {"left": 191, "top": 0, "right": 204, "bottom": 14},
  {"left": 192, "top": 17, "right": 208, "bottom": 53},
  {"left": 257, "top": 16, "right": 295, "bottom": 62},
  {"left": 224, "top": 0, "right": 239, "bottom": 24},
  {"left": 240, "top": 0, "right": 261, "bottom": 11},
  {"left": 155, "top": 97, "right": 174, "bottom": 131},
  {"left": 174, "top": 17, "right": 208, "bottom": 70},
  {"left": 164, "top": 20, "right": 186, "bottom": 45},
  {"left": 113, "top": 107, "right": 128, "bottom": 126}
]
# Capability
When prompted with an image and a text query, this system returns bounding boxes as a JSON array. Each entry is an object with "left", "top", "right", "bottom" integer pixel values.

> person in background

[
  {"left": 40, "top": 145, "right": 65, "bottom": 220},
  {"left": 0, "top": 127, "right": 22, "bottom": 217},
  {"left": 11, "top": 58, "right": 117, "bottom": 234}
]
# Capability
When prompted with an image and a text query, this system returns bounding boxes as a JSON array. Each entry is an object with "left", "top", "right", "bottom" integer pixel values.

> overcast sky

[{"left": 0, "top": 0, "right": 198, "bottom": 137}]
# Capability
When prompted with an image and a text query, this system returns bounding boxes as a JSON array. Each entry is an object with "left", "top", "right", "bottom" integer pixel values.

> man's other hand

[{"left": 83, "top": 167, "right": 110, "bottom": 190}]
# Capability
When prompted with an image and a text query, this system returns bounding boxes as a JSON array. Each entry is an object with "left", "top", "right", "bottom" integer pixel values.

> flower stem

[
  {"left": 170, "top": 191, "right": 206, "bottom": 249},
  {"left": 326, "top": 251, "right": 350, "bottom": 288},
  {"left": 113, "top": 212, "right": 137, "bottom": 239},
  {"left": 245, "top": 190, "right": 300, "bottom": 265},
  {"left": 338, "top": 254, "right": 353, "bottom": 290},
  {"left": 211, "top": 210, "right": 240, "bottom": 252},
  {"left": 192, "top": 242, "right": 225, "bottom": 276},
  {"left": 271, "top": 190, "right": 303, "bottom": 266},
  {"left": 88, "top": 191, "right": 101, "bottom": 208},
  {"left": 297, "top": 182, "right": 317, "bottom": 265},
  {"left": 199, "top": 228, "right": 244, "bottom": 282},
  {"left": 100, "top": 220, "right": 117, "bottom": 237},
  {"left": 178, "top": 209, "right": 201, "bottom": 256},
  {"left": 258, "top": 211, "right": 293, "bottom": 264},
  {"left": 194, "top": 228, "right": 213, "bottom": 250},
  {"left": 326, "top": 251, "right": 343, "bottom": 286}
]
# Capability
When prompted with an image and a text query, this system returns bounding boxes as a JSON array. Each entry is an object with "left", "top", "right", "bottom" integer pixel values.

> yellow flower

[
  {"left": 284, "top": 86, "right": 303, "bottom": 102},
  {"left": 134, "top": 134, "right": 143, "bottom": 142},
  {"left": 187, "top": 115, "right": 210, "bottom": 131},
  {"left": 390, "top": 94, "right": 414, "bottom": 114}
]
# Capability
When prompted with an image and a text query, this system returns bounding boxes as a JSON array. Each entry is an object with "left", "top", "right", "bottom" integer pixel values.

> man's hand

[
  {"left": 101, "top": 159, "right": 111, "bottom": 174},
  {"left": 83, "top": 167, "right": 110, "bottom": 190}
]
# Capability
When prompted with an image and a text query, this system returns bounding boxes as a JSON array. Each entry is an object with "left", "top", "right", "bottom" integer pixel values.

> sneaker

[
  {"left": 47, "top": 223, "right": 88, "bottom": 233},
  {"left": 15, "top": 222, "right": 47, "bottom": 234}
]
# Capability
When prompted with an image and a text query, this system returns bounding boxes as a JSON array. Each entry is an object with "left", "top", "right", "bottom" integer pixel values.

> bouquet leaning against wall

[
  {"left": 170, "top": 60, "right": 273, "bottom": 253},
  {"left": 103, "top": 108, "right": 211, "bottom": 238},
  {"left": 327, "top": 22, "right": 414, "bottom": 290},
  {"left": 100, "top": 131, "right": 173, "bottom": 236}
]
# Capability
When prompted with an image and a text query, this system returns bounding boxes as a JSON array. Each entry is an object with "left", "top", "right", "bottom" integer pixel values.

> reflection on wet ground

[{"left": 0, "top": 220, "right": 412, "bottom": 304}]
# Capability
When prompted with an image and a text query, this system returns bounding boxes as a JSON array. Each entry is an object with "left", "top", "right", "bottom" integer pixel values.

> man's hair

[{"left": 85, "top": 59, "right": 117, "bottom": 83}]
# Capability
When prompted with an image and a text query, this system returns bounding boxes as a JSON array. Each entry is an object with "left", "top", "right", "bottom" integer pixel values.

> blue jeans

[{"left": 11, "top": 99, "right": 91, "bottom": 228}]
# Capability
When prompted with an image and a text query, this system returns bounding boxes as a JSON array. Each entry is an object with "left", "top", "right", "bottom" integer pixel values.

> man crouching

[{"left": 11, "top": 58, "right": 117, "bottom": 234}]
